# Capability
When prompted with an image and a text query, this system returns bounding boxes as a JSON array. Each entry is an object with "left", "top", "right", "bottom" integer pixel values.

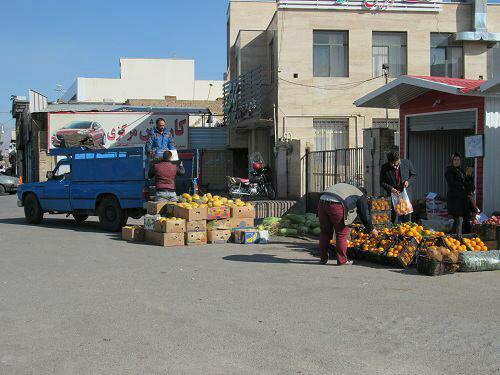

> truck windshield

[{"left": 64, "top": 121, "right": 92, "bottom": 129}]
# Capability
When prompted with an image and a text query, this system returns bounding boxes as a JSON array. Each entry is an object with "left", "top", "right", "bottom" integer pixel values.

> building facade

[
  {"left": 62, "top": 58, "right": 224, "bottom": 103},
  {"left": 226, "top": 0, "right": 500, "bottom": 199}
]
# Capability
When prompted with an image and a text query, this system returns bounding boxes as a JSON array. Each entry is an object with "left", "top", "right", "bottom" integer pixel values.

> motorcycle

[{"left": 227, "top": 153, "right": 276, "bottom": 200}]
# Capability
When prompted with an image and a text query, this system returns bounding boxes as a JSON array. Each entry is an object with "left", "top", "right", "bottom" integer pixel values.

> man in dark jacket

[
  {"left": 148, "top": 151, "right": 185, "bottom": 202},
  {"left": 380, "top": 151, "right": 417, "bottom": 223},
  {"left": 318, "top": 183, "right": 378, "bottom": 266}
]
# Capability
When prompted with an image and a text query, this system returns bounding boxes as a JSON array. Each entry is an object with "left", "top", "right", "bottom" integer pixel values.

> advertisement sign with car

[{"left": 48, "top": 112, "right": 189, "bottom": 151}]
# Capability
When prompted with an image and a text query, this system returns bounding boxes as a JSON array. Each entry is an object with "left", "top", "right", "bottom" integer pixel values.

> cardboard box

[
  {"left": 146, "top": 230, "right": 184, "bottom": 247},
  {"left": 185, "top": 231, "right": 207, "bottom": 246},
  {"left": 231, "top": 205, "right": 256, "bottom": 219},
  {"left": 207, "top": 230, "right": 232, "bottom": 244},
  {"left": 122, "top": 226, "right": 145, "bottom": 242},
  {"left": 173, "top": 206, "right": 207, "bottom": 221},
  {"left": 207, "top": 206, "right": 231, "bottom": 220},
  {"left": 207, "top": 218, "right": 233, "bottom": 231},
  {"left": 230, "top": 218, "right": 255, "bottom": 231},
  {"left": 144, "top": 214, "right": 161, "bottom": 231},
  {"left": 154, "top": 219, "right": 186, "bottom": 233},
  {"left": 232, "top": 229, "right": 260, "bottom": 244},
  {"left": 146, "top": 201, "right": 175, "bottom": 215},
  {"left": 186, "top": 220, "right": 207, "bottom": 233}
]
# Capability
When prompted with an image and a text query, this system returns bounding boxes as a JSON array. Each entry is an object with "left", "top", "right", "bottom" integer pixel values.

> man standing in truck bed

[
  {"left": 146, "top": 118, "right": 175, "bottom": 160},
  {"left": 148, "top": 151, "right": 185, "bottom": 202}
]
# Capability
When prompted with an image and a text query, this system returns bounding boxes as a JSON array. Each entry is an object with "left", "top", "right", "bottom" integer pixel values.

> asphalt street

[{"left": 0, "top": 194, "right": 499, "bottom": 375}]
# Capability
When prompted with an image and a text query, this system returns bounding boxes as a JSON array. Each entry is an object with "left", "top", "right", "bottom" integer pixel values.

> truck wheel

[
  {"left": 24, "top": 194, "right": 44, "bottom": 224},
  {"left": 98, "top": 196, "right": 127, "bottom": 232},
  {"left": 73, "top": 214, "right": 89, "bottom": 223}
]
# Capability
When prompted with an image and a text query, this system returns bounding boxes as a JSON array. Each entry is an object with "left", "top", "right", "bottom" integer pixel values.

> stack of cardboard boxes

[{"left": 122, "top": 200, "right": 268, "bottom": 247}]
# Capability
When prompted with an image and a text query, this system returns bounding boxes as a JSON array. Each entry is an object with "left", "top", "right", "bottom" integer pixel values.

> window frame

[
  {"left": 372, "top": 31, "right": 408, "bottom": 78},
  {"left": 430, "top": 33, "right": 464, "bottom": 78},
  {"left": 313, "top": 30, "right": 349, "bottom": 78}
]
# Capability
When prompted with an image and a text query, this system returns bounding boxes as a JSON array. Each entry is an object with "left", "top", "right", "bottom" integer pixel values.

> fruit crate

[
  {"left": 472, "top": 224, "right": 500, "bottom": 242},
  {"left": 441, "top": 235, "right": 468, "bottom": 253},
  {"left": 368, "top": 197, "right": 391, "bottom": 212},
  {"left": 459, "top": 234, "right": 489, "bottom": 252},
  {"left": 416, "top": 255, "right": 459, "bottom": 276},
  {"left": 371, "top": 212, "right": 391, "bottom": 227},
  {"left": 382, "top": 235, "right": 419, "bottom": 268}
]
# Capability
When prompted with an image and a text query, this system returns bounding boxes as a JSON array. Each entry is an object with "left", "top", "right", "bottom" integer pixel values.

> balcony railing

[{"left": 223, "top": 67, "right": 264, "bottom": 127}]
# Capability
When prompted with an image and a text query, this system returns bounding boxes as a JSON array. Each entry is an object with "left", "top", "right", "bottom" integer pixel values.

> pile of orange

[
  {"left": 372, "top": 213, "right": 390, "bottom": 224},
  {"left": 462, "top": 237, "right": 488, "bottom": 252},
  {"left": 444, "top": 237, "right": 468, "bottom": 253},
  {"left": 370, "top": 198, "right": 390, "bottom": 211}
]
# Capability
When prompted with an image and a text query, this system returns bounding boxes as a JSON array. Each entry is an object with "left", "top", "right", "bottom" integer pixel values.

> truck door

[{"left": 43, "top": 160, "right": 72, "bottom": 212}]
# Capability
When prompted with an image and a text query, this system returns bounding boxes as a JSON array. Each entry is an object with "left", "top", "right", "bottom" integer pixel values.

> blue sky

[{"left": 0, "top": 0, "right": 228, "bottom": 139}]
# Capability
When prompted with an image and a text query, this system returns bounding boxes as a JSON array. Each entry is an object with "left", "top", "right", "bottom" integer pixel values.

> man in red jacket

[{"left": 148, "top": 150, "right": 185, "bottom": 202}]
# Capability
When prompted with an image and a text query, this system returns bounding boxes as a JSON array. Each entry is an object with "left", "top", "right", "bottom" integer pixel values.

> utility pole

[{"left": 382, "top": 63, "right": 389, "bottom": 128}]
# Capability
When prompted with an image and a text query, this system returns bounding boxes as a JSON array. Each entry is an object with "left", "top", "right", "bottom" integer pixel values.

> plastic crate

[
  {"left": 416, "top": 255, "right": 459, "bottom": 276},
  {"left": 383, "top": 236, "right": 419, "bottom": 268}
]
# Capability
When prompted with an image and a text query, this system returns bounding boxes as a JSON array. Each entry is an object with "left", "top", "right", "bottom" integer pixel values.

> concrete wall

[
  {"left": 63, "top": 58, "right": 224, "bottom": 103},
  {"left": 227, "top": 0, "right": 277, "bottom": 80}
]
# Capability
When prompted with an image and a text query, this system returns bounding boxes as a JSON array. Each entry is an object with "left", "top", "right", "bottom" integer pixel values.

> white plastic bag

[{"left": 391, "top": 188, "right": 414, "bottom": 216}]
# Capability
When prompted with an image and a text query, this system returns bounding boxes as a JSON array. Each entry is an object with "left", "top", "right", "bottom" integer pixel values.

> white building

[{"left": 62, "top": 58, "right": 224, "bottom": 103}]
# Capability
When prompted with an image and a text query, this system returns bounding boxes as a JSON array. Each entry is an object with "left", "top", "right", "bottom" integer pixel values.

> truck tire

[
  {"left": 98, "top": 196, "right": 127, "bottom": 232},
  {"left": 24, "top": 194, "right": 44, "bottom": 224},
  {"left": 73, "top": 214, "right": 89, "bottom": 223}
]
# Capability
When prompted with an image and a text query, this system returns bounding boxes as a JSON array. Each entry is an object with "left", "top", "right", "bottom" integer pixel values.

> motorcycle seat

[{"left": 238, "top": 178, "right": 250, "bottom": 183}]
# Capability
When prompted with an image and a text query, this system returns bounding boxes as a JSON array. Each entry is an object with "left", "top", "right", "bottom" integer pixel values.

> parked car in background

[
  {"left": 51, "top": 121, "right": 106, "bottom": 148},
  {"left": 0, "top": 174, "right": 20, "bottom": 194}
]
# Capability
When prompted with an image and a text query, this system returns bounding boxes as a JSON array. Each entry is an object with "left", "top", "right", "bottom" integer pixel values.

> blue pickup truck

[{"left": 17, "top": 147, "right": 148, "bottom": 232}]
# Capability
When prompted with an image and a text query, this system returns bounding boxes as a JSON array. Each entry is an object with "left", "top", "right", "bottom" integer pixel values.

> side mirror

[{"left": 46, "top": 171, "right": 54, "bottom": 180}]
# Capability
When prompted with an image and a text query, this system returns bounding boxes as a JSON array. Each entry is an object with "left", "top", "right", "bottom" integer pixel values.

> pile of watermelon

[{"left": 278, "top": 213, "right": 320, "bottom": 237}]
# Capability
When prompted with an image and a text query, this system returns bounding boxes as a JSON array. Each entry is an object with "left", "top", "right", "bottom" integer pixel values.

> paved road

[{"left": 0, "top": 195, "right": 499, "bottom": 375}]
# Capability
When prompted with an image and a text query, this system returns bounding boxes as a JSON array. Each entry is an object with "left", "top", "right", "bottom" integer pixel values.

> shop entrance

[{"left": 406, "top": 110, "right": 476, "bottom": 200}]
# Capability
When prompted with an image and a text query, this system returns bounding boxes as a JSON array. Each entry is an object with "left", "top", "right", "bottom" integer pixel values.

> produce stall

[{"left": 122, "top": 193, "right": 267, "bottom": 247}]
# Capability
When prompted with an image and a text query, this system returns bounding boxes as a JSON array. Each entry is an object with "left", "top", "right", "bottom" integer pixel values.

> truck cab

[{"left": 18, "top": 147, "right": 147, "bottom": 231}]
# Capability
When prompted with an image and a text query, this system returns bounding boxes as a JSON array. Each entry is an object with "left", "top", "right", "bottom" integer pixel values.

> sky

[{"left": 0, "top": 0, "right": 228, "bottom": 146}]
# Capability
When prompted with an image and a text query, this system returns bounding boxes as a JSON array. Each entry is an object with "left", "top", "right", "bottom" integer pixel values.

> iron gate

[{"left": 305, "top": 148, "right": 364, "bottom": 211}]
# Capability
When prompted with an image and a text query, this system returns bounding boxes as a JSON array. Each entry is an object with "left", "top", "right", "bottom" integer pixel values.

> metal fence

[{"left": 305, "top": 148, "right": 364, "bottom": 193}]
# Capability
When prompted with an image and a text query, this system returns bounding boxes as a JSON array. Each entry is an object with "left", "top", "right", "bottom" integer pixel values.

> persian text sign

[
  {"left": 48, "top": 112, "right": 188, "bottom": 151},
  {"left": 278, "top": 0, "right": 442, "bottom": 12}
]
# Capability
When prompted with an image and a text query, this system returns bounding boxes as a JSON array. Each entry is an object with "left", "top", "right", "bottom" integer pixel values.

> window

[
  {"left": 313, "top": 119, "right": 349, "bottom": 151},
  {"left": 372, "top": 32, "right": 407, "bottom": 78},
  {"left": 54, "top": 162, "right": 71, "bottom": 178},
  {"left": 313, "top": 31, "right": 349, "bottom": 77},
  {"left": 487, "top": 42, "right": 500, "bottom": 79},
  {"left": 430, "top": 33, "right": 463, "bottom": 78}
]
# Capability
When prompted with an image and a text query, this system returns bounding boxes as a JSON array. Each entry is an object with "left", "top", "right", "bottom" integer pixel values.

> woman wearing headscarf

[{"left": 445, "top": 153, "right": 475, "bottom": 235}]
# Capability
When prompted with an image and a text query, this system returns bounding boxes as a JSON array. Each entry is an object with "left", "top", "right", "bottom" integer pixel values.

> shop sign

[
  {"left": 278, "top": 0, "right": 442, "bottom": 12},
  {"left": 47, "top": 112, "right": 189, "bottom": 151}
]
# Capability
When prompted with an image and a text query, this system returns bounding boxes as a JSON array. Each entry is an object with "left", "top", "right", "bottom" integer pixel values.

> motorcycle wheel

[
  {"left": 228, "top": 185, "right": 244, "bottom": 199},
  {"left": 265, "top": 184, "right": 276, "bottom": 200}
]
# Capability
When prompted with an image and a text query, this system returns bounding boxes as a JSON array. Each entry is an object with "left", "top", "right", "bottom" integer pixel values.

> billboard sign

[{"left": 48, "top": 112, "right": 188, "bottom": 151}]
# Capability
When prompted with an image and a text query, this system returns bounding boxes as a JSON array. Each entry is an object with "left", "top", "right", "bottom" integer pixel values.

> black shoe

[{"left": 320, "top": 254, "right": 329, "bottom": 265}]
